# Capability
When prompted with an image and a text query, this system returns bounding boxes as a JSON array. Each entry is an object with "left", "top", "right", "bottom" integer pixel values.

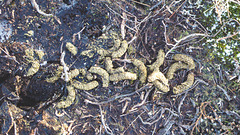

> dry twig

[
  {"left": 0, "top": 46, "right": 20, "bottom": 64},
  {"left": 85, "top": 83, "right": 152, "bottom": 105},
  {"left": 60, "top": 51, "right": 69, "bottom": 82},
  {"left": 30, "top": 0, "right": 53, "bottom": 17},
  {"left": 129, "top": 87, "right": 153, "bottom": 112},
  {"left": 99, "top": 105, "right": 113, "bottom": 135},
  {"left": 216, "top": 85, "right": 231, "bottom": 101}
]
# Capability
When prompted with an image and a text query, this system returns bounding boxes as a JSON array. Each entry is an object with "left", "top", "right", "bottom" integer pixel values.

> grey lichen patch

[
  {"left": 173, "top": 54, "right": 195, "bottom": 70},
  {"left": 148, "top": 70, "right": 168, "bottom": 86},
  {"left": 148, "top": 49, "right": 165, "bottom": 71},
  {"left": 72, "top": 79, "right": 99, "bottom": 90},
  {"left": 166, "top": 62, "right": 189, "bottom": 80},
  {"left": 88, "top": 66, "right": 109, "bottom": 87},
  {"left": 66, "top": 42, "right": 78, "bottom": 55},
  {"left": 112, "top": 40, "right": 128, "bottom": 58},
  {"left": 25, "top": 61, "right": 40, "bottom": 77},
  {"left": 56, "top": 86, "right": 76, "bottom": 108},
  {"left": 173, "top": 72, "right": 194, "bottom": 94},
  {"left": 153, "top": 80, "right": 170, "bottom": 93},
  {"left": 105, "top": 57, "right": 124, "bottom": 74},
  {"left": 110, "top": 72, "right": 137, "bottom": 82},
  {"left": 131, "top": 59, "right": 147, "bottom": 83},
  {"left": 46, "top": 66, "right": 63, "bottom": 83}
]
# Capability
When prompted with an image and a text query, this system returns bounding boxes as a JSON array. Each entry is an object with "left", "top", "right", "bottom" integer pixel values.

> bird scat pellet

[
  {"left": 173, "top": 72, "right": 194, "bottom": 94},
  {"left": 110, "top": 72, "right": 137, "bottom": 82},
  {"left": 148, "top": 70, "right": 168, "bottom": 86},
  {"left": 148, "top": 49, "right": 165, "bottom": 71},
  {"left": 72, "top": 80, "right": 99, "bottom": 90},
  {"left": 131, "top": 59, "right": 147, "bottom": 84},
  {"left": 66, "top": 42, "right": 78, "bottom": 55},
  {"left": 105, "top": 57, "right": 124, "bottom": 74},
  {"left": 25, "top": 61, "right": 40, "bottom": 76},
  {"left": 112, "top": 40, "right": 128, "bottom": 58},
  {"left": 67, "top": 69, "right": 80, "bottom": 82},
  {"left": 56, "top": 86, "right": 76, "bottom": 108},
  {"left": 34, "top": 50, "right": 45, "bottom": 60},
  {"left": 46, "top": 66, "right": 63, "bottom": 83},
  {"left": 88, "top": 66, "right": 109, "bottom": 87},
  {"left": 166, "top": 62, "right": 189, "bottom": 80},
  {"left": 153, "top": 80, "right": 170, "bottom": 93},
  {"left": 25, "top": 48, "right": 34, "bottom": 58},
  {"left": 109, "top": 39, "right": 121, "bottom": 51},
  {"left": 173, "top": 54, "right": 195, "bottom": 70}
]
